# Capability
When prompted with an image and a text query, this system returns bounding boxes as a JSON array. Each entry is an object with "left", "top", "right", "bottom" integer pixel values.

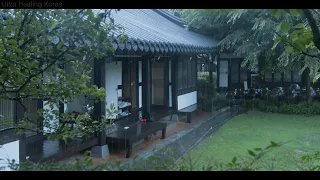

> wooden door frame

[{"left": 150, "top": 58, "right": 168, "bottom": 108}]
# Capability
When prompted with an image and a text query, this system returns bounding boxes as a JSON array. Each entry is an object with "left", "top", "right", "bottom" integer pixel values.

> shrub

[
  {"left": 245, "top": 100, "right": 320, "bottom": 116},
  {"left": 197, "top": 72, "right": 216, "bottom": 82},
  {"left": 198, "top": 79, "right": 215, "bottom": 97},
  {"left": 198, "top": 79, "right": 216, "bottom": 112}
]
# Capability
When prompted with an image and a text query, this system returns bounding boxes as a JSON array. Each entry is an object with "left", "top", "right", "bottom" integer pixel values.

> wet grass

[{"left": 183, "top": 110, "right": 320, "bottom": 170}]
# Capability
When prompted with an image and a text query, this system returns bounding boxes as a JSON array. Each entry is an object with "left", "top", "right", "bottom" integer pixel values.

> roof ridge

[{"left": 152, "top": 9, "right": 187, "bottom": 28}]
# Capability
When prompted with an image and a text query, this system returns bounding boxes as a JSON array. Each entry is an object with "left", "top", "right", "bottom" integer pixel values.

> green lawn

[{"left": 183, "top": 110, "right": 320, "bottom": 170}]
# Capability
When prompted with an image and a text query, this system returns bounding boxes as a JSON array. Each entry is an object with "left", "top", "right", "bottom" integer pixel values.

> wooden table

[{"left": 106, "top": 121, "right": 167, "bottom": 158}]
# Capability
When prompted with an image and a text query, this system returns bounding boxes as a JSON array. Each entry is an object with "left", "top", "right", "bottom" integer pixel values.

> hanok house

[
  {"left": 0, "top": 9, "right": 218, "bottom": 165},
  {"left": 216, "top": 53, "right": 315, "bottom": 92}
]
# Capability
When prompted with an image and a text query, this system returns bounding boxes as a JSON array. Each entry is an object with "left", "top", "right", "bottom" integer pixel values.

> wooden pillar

[
  {"left": 171, "top": 55, "right": 178, "bottom": 111},
  {"left": 209, "top": 56, "right": 214, "bottom": 84},
  {"left": 19, "top": 133, "right": 27, "bottom": 163},
  {"left": 93, "top": 58, "right": 106, "bottom": 146},
  {"left": 195, "top": 54, "right": 198, "bottom": 91},
  {"left": 216, "top": 53, "right": 220, "bottom": 92},
  {"left": 163, "top": 57, "right": 169, "bottom": 108},
  {"left": 142, "top": 55, "right": 151, "bottom": 114}
]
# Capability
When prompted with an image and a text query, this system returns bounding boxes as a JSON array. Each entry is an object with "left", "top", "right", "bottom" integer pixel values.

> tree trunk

[
  {"left": 302, "top": 9, "right": 320, "bottom": 50},
  {"left": 305, "top": 67, "right": 311, "bottom": 103}
]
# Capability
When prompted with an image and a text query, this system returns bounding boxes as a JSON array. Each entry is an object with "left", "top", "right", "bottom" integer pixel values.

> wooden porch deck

[
  {"left": 0, "top": 129, "right": 99, "bottom": 163},
  {"left": 26, "top": 136, "right": 98, "bottom": 162}
]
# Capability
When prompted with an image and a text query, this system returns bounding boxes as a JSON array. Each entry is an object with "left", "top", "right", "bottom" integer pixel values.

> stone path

[{"left": 118, "top": 106, "right": 241, "bottom": 170}]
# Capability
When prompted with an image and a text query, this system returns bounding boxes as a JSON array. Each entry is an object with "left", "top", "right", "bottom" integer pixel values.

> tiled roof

[{"left": 94, "top": 9, "right": 217, "bottom": 54}]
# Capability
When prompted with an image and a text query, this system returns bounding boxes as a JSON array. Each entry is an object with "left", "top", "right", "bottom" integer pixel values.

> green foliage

[
  {"left": 2, "top": 141, "right": 281, "bottom": 171},
  {"left": 0, "top": 9, "right": 125, "bottom": 141},
  {"left": 197, "top": 72, "right": 216, "bottom": 82},
  {"left": 197, "top": 78, "right": 217, "bottom": 112},
  {"left": 313, "top": 72, "right": 320, "bottom": 83},
  {"left": 246, "top": 100, "right": 320, "bottom": 116},
  {"left": 178, "top": 9, "right": 320, "bottom": 78}
]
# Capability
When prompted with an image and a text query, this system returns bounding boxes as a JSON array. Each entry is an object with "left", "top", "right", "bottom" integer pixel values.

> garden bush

[
  {"left": 197, "top": 72, "right": 216, "bottom": 82},
  {"left": 244, "top": 100, "right": 320, "bottom": 116},
  {"left": 198, "top": 79, "right": 216, "bottom": 112}
]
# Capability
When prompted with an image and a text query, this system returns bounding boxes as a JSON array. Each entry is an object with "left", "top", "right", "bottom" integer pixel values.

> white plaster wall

[
  {"left": 0, "top": 140, "right": 19, "bottom": 171},
  {"left": 43, "top": 101, "right": 59, "bottom": 134},
  {"left": 117, "top": 89, "right": 122, "bottom": 98},
  {"left": 105, "top": 62, "right": 122, "bottom": 119},
  {"left": 169, "top": 85, "right": 172, "bottom": 107},
  {"left": 139, "top": 86, "right": 142, "bottom": 108},
  {"left": 177, "top": 91, "right": 197, "bottom": 110}
]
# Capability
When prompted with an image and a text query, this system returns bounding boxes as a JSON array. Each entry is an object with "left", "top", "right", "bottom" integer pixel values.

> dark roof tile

[{"left": 94, "top": 9, "right": 217, "bottom": 50}]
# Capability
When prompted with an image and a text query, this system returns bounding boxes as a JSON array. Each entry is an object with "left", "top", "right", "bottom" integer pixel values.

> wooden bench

[
  {"left": 105, "top": 121, "right": 167, "bottom": 158},
  {"left": 178, "top": 104, "right": 198, "bottom": 123}
]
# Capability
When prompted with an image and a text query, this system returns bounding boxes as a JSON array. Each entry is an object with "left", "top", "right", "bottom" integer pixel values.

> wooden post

[
  {"left": 171, "top": 55, "right": 178, "bottom": 111},
  {"left": 216, "top": 53, "right": 220, "bottom": 92},
  {"left": 142, "top": 55, "right": 151, "bottom": 115},
  {"left": 93, "top": 58, "right": 106, "bottom": 146},
  {"left": 19, "top": 133, "right": 27, "bottom": 163},
  {"left": 164, "top": 57, "right": 169, "bottom": 108},
  {"left": 209, "top": 58, "right": 213, "bottom": 84}
]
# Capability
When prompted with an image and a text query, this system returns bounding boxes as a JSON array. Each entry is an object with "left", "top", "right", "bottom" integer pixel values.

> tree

[
  {"left": 176, "top": 9, "right": 320, "bottom": 101},
  {"left": 270, "top": 9, "right": 320, "bottom": 101},
  {"left": 0, "top": 9, "right": 123, "bottom": 142}
]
